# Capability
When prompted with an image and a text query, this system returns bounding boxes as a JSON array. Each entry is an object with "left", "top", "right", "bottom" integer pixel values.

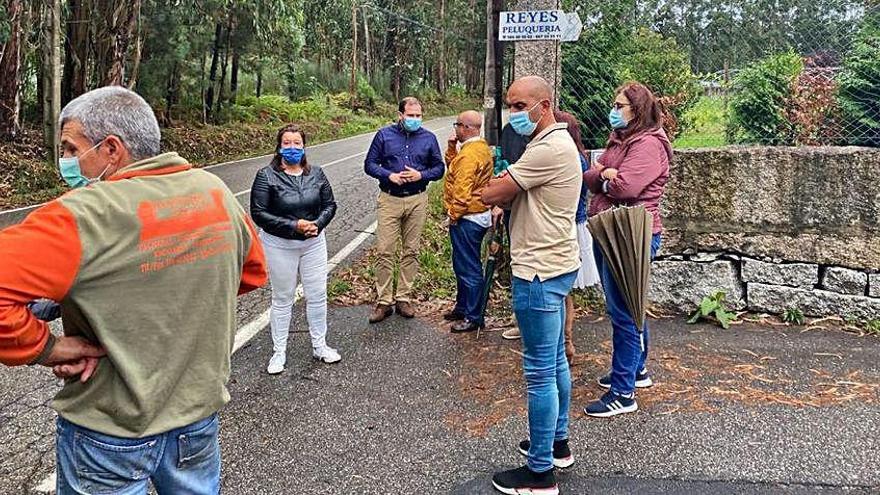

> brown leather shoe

[
  {"left": 369, "top": 304, "right": 393, "bottom": 324},
  {"left": 395, "top": 301, "right": 415, "bottom": 319}
]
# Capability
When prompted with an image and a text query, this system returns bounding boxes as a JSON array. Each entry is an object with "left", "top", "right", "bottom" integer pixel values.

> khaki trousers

[{"left": 375, "top": 191, "right": 428, "bottom": 306}]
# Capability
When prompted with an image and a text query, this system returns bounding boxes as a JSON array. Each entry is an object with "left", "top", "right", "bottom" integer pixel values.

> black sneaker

[
  {"left": 517, "top": 439, "right": 574, "bottom": 469},
  {"left": 597, "top": 369, "right": 654, "bottom": 389},
  {"left": 491, "top": 465, "right": 558, "bottom": 495},
  {"left": 583, "top": 391, "right": 638, "bottom": 418}
]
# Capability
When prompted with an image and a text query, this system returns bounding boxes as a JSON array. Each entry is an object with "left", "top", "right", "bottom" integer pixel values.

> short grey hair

[{"left": 60, "top": 86, "right": 161, "bottom": 160}]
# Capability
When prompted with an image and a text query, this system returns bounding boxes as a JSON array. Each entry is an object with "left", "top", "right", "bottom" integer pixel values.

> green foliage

[
  {"left": 561, "top": 24, "right": 700, "bottom": 148},
  {"left": 327, "top": 278, "right": 353, "bottom": 300},
  {"left": 412, "top": 182, "right": 457, "bottom": 299},
  {"left": 838, "top": 10, "right": 880, "bottom": 146},
  {"left": 782, "top": 307, "right": 806, "bottom": 326},
  {"left": 561, "top": 24, "right": 629, "bottom": 149},
  {"left": 287, "top": 60, "right": 351, "bottom": 100},
  {"left": 618, "top": 28, "right": 703, "bottom": 127},
  {"left": 727, "top": 51, "right": 804, "bottom": 145},
  {"left": 687, "top": 290, "right": 737, "bottom": 329},
  {"left": 866, "top": 320, "right": 880, "bottom": 336},
  {"left": 355, "top": 76, "right": 378, "bottom": 110},
  {"left": 675, "top": 96, "right": 728, "bottom": 148},
  {"left": 227, "top": 94, "right": 330, "bottom": 124},
  {"left": 571, "top": 287, "right": 605, "bottom": 314}
]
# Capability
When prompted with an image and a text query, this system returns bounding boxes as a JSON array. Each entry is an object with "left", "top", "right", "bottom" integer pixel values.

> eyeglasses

[
  {"left": 453, "top": 122, "right": 474, "bottom": 129},
  {"left": 612, "top": 102, "right": 631, "bottom": 110}
]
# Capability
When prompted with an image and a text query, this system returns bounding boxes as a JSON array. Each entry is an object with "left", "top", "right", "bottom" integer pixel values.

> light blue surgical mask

[
  {"left": 280, "top": 146, "right": 305, "bottom": 165},
  {"left": 58, "top": 141, "right": 109, "bottom": 188},
  {"left": 402, "top": 117, "right": 422, "bottom": 133},
  {"left": 609, "top": 108, "right": 629, "bottom": 130},
  {"left": 509, "top": 102, "right": 542, "bottom": 136}
]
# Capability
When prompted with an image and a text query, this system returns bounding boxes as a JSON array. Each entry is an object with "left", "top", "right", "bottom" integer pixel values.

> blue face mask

[
  {"left": 509, "top": 102, "right": 542, "bottom": 136},
  {"left": 609, "top": 108, "right": 629, "bottom": 130},
  {"left": 280, "top": 146, "right": 305, "bottom": 165},
  {"left": 58, "top": 142, "right": 108, "bottom": 188},
  {"left": 402, "top": 117, "right": 422, "bottom": 133}
]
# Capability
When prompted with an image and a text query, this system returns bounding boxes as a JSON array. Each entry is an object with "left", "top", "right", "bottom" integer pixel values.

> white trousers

[{"left": 262, "top": 231, "right": 329, "bottom": 353}]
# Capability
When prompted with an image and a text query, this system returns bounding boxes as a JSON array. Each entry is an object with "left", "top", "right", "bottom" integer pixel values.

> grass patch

[{"left": 675, "top": 95, "right": 728, "bottom": 149}]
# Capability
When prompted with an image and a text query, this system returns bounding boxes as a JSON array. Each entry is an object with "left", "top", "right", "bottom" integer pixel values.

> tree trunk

[
  {"left": 0, "top": 0, "right": 23, "bottom": 140},
  {"left": 41, "top": 0, "right": 62, "bottom": 163},
  {"left": 104, "top": 0, "right": 141, "bottom": 86},
  {"left": 256, "top": 59, "right": 263, "bottom": 98},
  {"left": 362, "top": 6, "right": 371, "bottom": 81},
  {"left": 127, "top": 1, "right": 144, "bottom": 89},
  {"left": 230, "top": 51, "right": 240, "bottom": 104},
  {"left": 204, "top": 22, "right": 223, "bottom": 122},
  {"left": 94, "top": 0, "right": 139, "bottom": 86},
  {"left": 62, "top": 0, "right": 89, "bottom": 104},
  {"left": 215, "top": 18, "right": 232, "bottom": 116},
  {"left": 437, "top": 0, "right": 447, "bottom": 96},
  {"left": 392, "top": 21, "right": 402, "bottom": 102},
  {"left": 349, "top": 2, "right": 357, "bottom": 107},
  {"left": 163, "top": 60, "right": 180, "bottom": 126},
  {"left": 200, "top": 51, "right": 208, "bottom": 125}
]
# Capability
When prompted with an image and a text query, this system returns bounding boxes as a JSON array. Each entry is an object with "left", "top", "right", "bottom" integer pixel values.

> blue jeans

[
  {"left": 593, "top": 233, "right": 662, "bottom": 395},
  {"left": 56, "top": 414, "right": 220, "bottom": 495},
  {"left": 512, "top": 270, "right": 577, "bottom": 473},
  {"left": 450, "top": 219, "right": 488, "bottom": 324}
]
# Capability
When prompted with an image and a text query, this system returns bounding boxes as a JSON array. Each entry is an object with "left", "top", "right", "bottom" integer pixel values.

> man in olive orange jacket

[{"left": 0, "top": 86, "right": 267, "bottom": 494}]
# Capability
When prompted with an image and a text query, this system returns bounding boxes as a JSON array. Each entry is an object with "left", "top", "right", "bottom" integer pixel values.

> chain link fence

[{"left": 558, "top": 0, "right": 880, "bottom": 149}]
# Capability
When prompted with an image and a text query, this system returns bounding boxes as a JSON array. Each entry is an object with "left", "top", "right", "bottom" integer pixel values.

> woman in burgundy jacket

[{"left": 582, "top": 82, "right": 672, "bottom": 418}]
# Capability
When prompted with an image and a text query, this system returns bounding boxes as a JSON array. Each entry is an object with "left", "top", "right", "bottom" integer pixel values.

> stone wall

[{"left": 649, "top": 146, "right": 880, "bottom": 322}]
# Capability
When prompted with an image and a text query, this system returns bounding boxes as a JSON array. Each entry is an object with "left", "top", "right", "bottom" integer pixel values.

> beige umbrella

[{"left": 587, "top": 205, "right": 654, "bottom": 346}]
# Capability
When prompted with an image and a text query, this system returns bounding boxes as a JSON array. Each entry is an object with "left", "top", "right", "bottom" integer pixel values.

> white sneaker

[
  {"left": 266, "top": 352, "right": 286, "bottom": 375},
  {"left": 502, "top": 327, "right": 521, "bottom": 340},
  {"left": 313, "top": 346, "right": 342, "bottom": 364}
]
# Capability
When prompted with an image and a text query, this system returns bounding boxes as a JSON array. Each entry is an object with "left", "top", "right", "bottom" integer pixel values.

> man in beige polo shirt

[{"left": 481, "top": 76, "right": 581, "bottom": 495}]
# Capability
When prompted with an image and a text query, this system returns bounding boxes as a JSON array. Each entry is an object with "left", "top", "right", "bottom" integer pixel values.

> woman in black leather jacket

[{"left": 250, "top": 124, "right": 339, "bottom": 374}]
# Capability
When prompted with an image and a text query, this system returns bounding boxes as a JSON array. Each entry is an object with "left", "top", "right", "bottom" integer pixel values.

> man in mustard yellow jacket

[{"left": 443, "top": 110, "right": 493, "bottom": 333}]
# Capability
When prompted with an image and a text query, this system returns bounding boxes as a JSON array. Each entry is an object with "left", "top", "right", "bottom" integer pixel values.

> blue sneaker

[
  {"left": 597, "top": 369, "right": 653, "bottom": 389},
  {"left": 584, "top": 391, "right": 638, "bottom": 418}
]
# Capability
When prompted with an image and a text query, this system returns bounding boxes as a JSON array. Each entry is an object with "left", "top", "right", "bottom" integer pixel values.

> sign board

[{"left": 499, "top": 10, "right": 583, "bottom": 42}]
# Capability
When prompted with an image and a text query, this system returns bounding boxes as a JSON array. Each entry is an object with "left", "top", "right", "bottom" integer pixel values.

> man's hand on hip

[
  {"left": 41, "top": 336, "right": 105, "bottom": 366},
  {"left": 40, "top": 336, "right": 106, "bottom": 383},
  {"left": 53, "top": 357, "right": 101, "bottom": 383}
]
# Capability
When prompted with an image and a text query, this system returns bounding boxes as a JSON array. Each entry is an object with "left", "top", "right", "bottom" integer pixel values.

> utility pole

[
  {"left": 483, "top": 0, "right": 504, "bottom": 146},
  {"left": 349, "top": 2, "right": 358, "bottom": 108}
]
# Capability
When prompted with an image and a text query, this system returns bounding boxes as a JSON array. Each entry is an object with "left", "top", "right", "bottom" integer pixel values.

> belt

[{"left": 380, "top": 187, "right": 426, "bottom": 198}]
